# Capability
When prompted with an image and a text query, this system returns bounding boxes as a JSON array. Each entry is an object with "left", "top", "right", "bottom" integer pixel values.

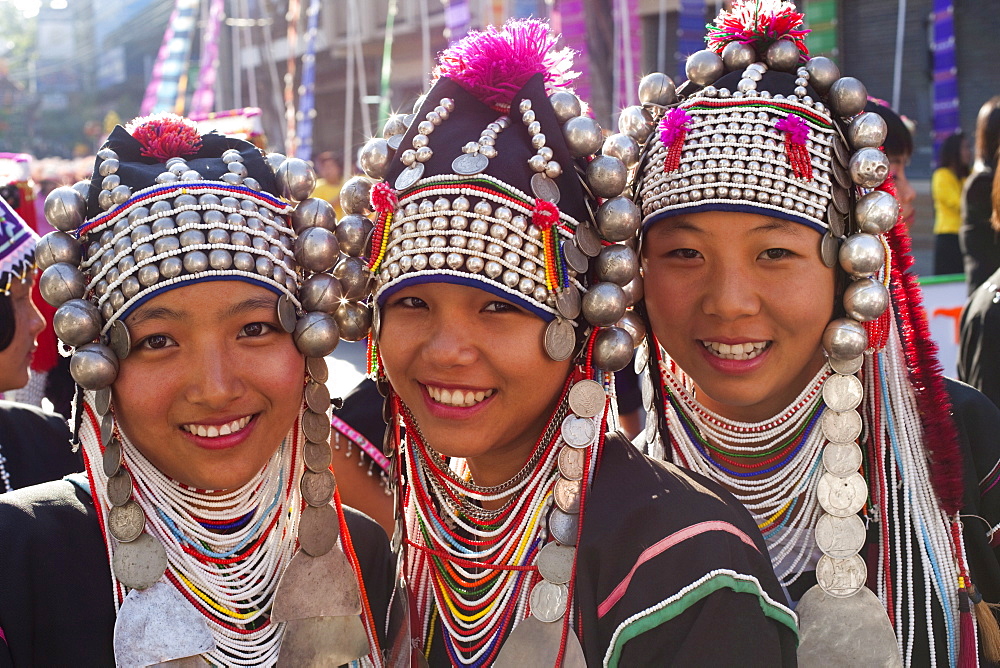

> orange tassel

[{"left": 972, "top": 585, "right": 1000, "bottom": 664}]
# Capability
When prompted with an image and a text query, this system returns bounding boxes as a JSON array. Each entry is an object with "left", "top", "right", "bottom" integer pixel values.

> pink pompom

[
  {"left": 126, "top": 113, "right": 202, "bottom": 162},
  {"left": 532, "top": 199, "right": 560, "bottom": 230},
  {"left": 370, "top": 181, "right": 398, "bottom": 213},
  {"left": 706, "top": 0, "right": 809, "bottom": 60},
  {"left": 658, "top": 108, "right": 691, "bottom": 173},
  {"left": 776, "top": 115, "right": 812, "bottom": 179}
]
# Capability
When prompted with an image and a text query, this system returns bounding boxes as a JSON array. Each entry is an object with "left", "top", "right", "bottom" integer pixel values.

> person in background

[
  {"left": 961, "top": 96, "right": 1000, "bottom": 294},
  {"left": 932, "top": 131, "right": 970, "bottom": 275},
  {"left": 0, "top": 195, "right": 81, "bottom": 493},
  {"left": 311, "top": 150, "right": 344, "bottom": 218},
  {"left": 867, "top": 98, "right": 916, "bottom": 230}
]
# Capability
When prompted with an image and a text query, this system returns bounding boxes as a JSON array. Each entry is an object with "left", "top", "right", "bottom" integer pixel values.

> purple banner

[
  {"left": 932, "top": 0, "right": 959, "bottom": 162},
  {"left": 190, "top": 0, "right": 226, "bottom": 115},
  {"left": 294, "top": 0, "right": 321, "bottom": 160}
]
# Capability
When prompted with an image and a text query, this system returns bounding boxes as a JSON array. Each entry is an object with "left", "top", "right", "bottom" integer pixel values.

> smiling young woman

[
  {"left": 340, "top": 19, "right": 797, "bottom": 668},
  {"left": 0, "top": 118, "right": 391, "bottom": 666},
  {"left": 622, "top": 1, "right": 1000, "bottom": 665}
]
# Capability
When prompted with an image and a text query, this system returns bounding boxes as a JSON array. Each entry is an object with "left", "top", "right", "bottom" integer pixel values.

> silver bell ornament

[
  {"left": 621, "top": 274, "right": 644, "bottom": 306},
  {"left": 265, "top": 152, "right": 287, "bottom": 173},
  {"left": 340, "top": 176, "right": 374, "bottom": 216},
  {"left": 843, "top": 277, "right": 890, "bottom": 322},
  {"left": 335, "top": 214, "right": 374, "bottom": 257},
  {"left": 804, "top": 57, "right": 840, "bottom": 95},
  {"left": 839, "top": 233, "right": 885, "bottom": 277},
  {"left": 275, "top": 158, "right": 316, "bottom": 202},
  {"left": 563, "top": 116, "right": 604, "bottom": 158},
  {"left": 616, "top": 310, "right": 647, "bottom": 348},
  {"left": 617, "top": 106, "right": 655, "bottom": 144},
  {"left": 602, "top": 133, "right": 640, "bottom": 169},
  {"left": 35, "top": 231, "right": 82, "bottom": 270},
  {"left": 299, "top": 273, "right": 344, "bottom": 314},
  {"left": 39, "top": 262, "right": 87, "bottom": 307},
  {"left": 591, "top": 326, "right": 634, "bottom": 372},
  {"left": 594, "top": 244, "right": 638, "bottom": 287},
  {"left": 637, "top": 72, "right": 676, "bottom": 106},
  {"left": 294, "top": 227, "right": 340, "bottom": 273},
  {"left": 596, "top": 197, "right": 641, "bottom": 242},
  {"left": 334, "top": 301, "right": 373, "bottom": 342},
  {"left": 549, "top": 91, "right": 582, "bottom": 124},
  {"left": 822, "top": 317, "right": 868, "bottom": 360},
  {"left": 849, "top": 147, "right": 890, "bottom": 189},
  {"left": 290, "top": 198, "right": 337, "bottom": 233},
  {"left": 359, "top": 137, "right": 394, "bottom": 180},
  {"left": 766, "top": 40, "right": 801, "bottom": 72},
  {"left": 686, "top": 49, "right": 725, "bottom": 86},
  {"left": 846, "top": 112, "right": 888, "bottom": 150},
  {"left": 382, "top": 114, "right": 408, "bottom": 138},
  {"left": 855, "top": 190, "right": 900, "bottom": 235},
  {"left": 333, "top": 256, "right": 374, "bottom": 301},
  {"left": 827, "top": 77, "right": 868, "bottom": 118},
  {"left": 44, "top": 186, "right": 88, "bottom": 232},
  {"left": 53, "top": 298, "right": 102, "bottom": 347},
  {"left": 71, "top": 179, "right": 92, "bottom": 202},
  {"left": 582, "top": 282, "right": 627, "bottom": 328},
  {"left": 586, "top": 156, "right": 628, "bottom": 199},
  {"left": 293, "top": 311, "right": 340, "bottom": 358},
  {"left": 70, "top": 343, "right": 119, "bottom": 390},
  {"left": 722, "top": 42, "right": 756, "bottom": 71}
]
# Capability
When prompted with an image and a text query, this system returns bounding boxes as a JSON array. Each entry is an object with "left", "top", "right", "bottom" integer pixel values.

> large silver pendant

[
  {"left": 493, "top": 617, "right": 585, "bottom": 668},
  {"left": 394, "top": 162, "right": 424, "bottom": 190},
  {"left": 113, "top": 581, "right": 215, "bottom": 667},
  {"left": 531, "top": 173, "right": 561, "bottom": 204},
  {"left": 271, "top": 547, "right": 361, "bottom": 622},
  {"left": 451, "top": 152, "right": 489, "bottom": 176},
  {"left": 796, "top": 585, "right": 902, "bottom": 667},
  {"left": 277, "top": 615, "right": 370, "bottom": 667}
]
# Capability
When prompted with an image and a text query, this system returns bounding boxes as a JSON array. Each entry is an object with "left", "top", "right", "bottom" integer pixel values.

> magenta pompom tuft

[
  {"left": 658, "top": 108, "right": 691, "bottom": 173},
  {"left": 706, "top": 0, "right": 809, "bottom": 59},
  {"left": 125, "top": 113, "right": 203, "bottom": 162},
  {"left": 433, "top": 19, "right": 578, "bottom": 110}
]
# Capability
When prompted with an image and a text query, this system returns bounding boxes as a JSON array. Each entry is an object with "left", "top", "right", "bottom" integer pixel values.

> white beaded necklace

[{"left": 0, "top": 441, "right": 11, "bottom": 493}]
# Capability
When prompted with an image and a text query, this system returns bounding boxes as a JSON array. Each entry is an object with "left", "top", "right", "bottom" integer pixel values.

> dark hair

[
  {"left": 991, "top": 165, "right": 1000, "bottom": 232},
  {"left": 864, "top": 99, "right": 913, "bottom": 160},
  {"left": 0, "top": 292, "right": 14, "bottom": 352},
  {"left": 938, "top": 131, "right": 970, "bottom": 180},
  {"left": 976, "top": 96, "right": 1000, "bottom": 168}
]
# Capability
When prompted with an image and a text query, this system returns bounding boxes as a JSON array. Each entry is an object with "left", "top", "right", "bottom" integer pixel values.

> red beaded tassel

[
  {"left": 367, "top": 182, "right": 398, "bottom": 272},
  {"left": 775, "top": 115, "right": 813, "bottom": 180},
  {"left": 533, "top": 199, "right": 565, "bottom": 292}
]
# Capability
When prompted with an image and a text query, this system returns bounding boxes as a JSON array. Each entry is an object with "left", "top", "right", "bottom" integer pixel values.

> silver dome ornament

[
  {"left": 839, "top": 233, "right": 886, "bottom": 277},
  {"left": 855, "top": 190, "right": 899, "bottom": 236},
  {"left": 359, "top": 137, "right": 394, "bottom": 180},
  {"left": 617, "top": 106, "right": 655, "bottom": 144},
  {"left": 70, "top": 343, "right": 119, "bottom": 390},
  {"left": 596, "top": 197, "right": 641, "bottom": 242},
  {"left": 722, "top": 42, "right": 756, "bottom": 71},
  {"left": 265, "top": 152, "right": 287, "bottom": 173},
  {"left": 766, "top": 40, "right": 801, "bottom": 72},
  {"left": 846, "top": 112, "right": 888, "bottom": 150},
  {"left": 549, "top": 91, "right": 582, "bottom": 124},
  {"left": 183, "top": 250, "right": 210, "bottom": 274},
  {"left": 827, "top": 77, "right": 868, "bottom": 118},
  {"left": 594, "top": 244, "right": 638, "bottom": 286},
  {"left": 335, "top": 214, "right": 374, "bottom": 257},
  {"left": 822, "top": 318, "right": 869, "bottom": 360},
  {"left": 805, "top": 57, "right": 840, "bottom": 95},
  {"left": 849, "top": 147, "right": 890, "bottom": 189},
  {"left": 616, "top": 310, "right": 647, "bottom": 348},
  {"left": 53, "top": 299, "right": 102, "bottom": 347},
  {"left": 72, "top": 179, "right": 92, "bottom": 202},
  {"left": 340, "top": 176, "right": 374, "bottom": 215},
  {"left": 843, "top": 277, "right": 890, "bottom": 322},
  {"left": 35, "top": 231, "right": 81, "bottom": 270},
  {"left": 581, "top": 282, "right": 627, "bottom": 328},
  {"left": 591, "top": 326, "right": 634, "bottom": 372},
  {"left": 299, "top": 272, "right": 344, "bottom": 313},
  {"left": 637, "top": 72, "right": 677, "bottom": 106},
  {"left": 622, "top": 274, "right": 644, "bottom": 306},
  {"left": 290, "top": 198, "right": 337, "bottom": 233},
  {"left": 334, "top": 301, "right": 373, "bottom": 342},
  {"left": 44, "top": 186, "right": 88, "bottom": 232},
  {"left": 586, "top": 156, "right": 628, "bottom": 199},
  {"left": 294, "top": 226, "right": 340, "bottom": 273},
  {"left": 382, "top": 114, "right": 408, "bottom": 139},
  {"left": 275, "top": 157, "right": 316, "bottom": 202},
  {"left": 685, "top": 49, "right": 725, "bottom": 86},
  {"left": 39, "top": 262, "right": 87, "bottom": 307},
  {"left": 602, "top": 133, "right": 640, "bottom": 169},
  {"left": 562, "top": 116, "right": 604, "bottom": 158},
  {"left": 333, "top": 256, "right": 374, "bottom": 301},
  {"left": 293, "top": 311, "right": 340, "bottom": 358}
]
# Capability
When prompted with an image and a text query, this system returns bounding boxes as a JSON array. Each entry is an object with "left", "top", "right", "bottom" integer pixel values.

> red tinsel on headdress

[
  {"left": 126, "top": 113, "right": 202, "bottom": 162},
  {"left": 775, "top": 115, "right": 813, "bottom": 180},
  {"left": 433, "top": 19, "right": 578, "bottom": 110},
  {"left": 658, "top": 108, "right": 691, "bottom": 173},
  {"left": 706, "top": 0, "right": 810, "bottom": 59}
]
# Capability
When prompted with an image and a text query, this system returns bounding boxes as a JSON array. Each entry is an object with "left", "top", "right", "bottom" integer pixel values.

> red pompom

[
  {"left": 532, "top": 199, "right": 560, "bottom": 230},
  {"left": 126, "top": 113, "right": 202, "bottom": 162}
]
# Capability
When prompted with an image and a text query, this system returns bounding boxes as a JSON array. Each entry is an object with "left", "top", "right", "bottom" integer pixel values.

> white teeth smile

[
  {"left": 181, "top": 415, "right": 252, "bottom": 438},
  {"left": 426, "top": 385, "right": 495, "bottom": 407},
  {"left": 703, "top": 340, "right": 769, "bottom": 360}
]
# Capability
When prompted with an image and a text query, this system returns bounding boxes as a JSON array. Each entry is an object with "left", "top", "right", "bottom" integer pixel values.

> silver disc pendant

[
  {"left": 831, "top": 185, "right": 850, "bottom": 214},
  {"left": 557, "top": 446, "right": 585, "bottom": 481},
  {"left": 531, "top": 173, "right": 561, "bottom": 204},
  {"left": 306, "top": 356, "right": 329, "bottom": 383},
  {"left": 544, "top": 317, "right": 576, "bottom": 362},
  {"left": 820, "top": 232, "right": 840, "bottom": 268},
  {"left": 278, "top": 615, "right": 371, "bottom": 668},
  {"left": 103, "top": 436, "right": 123, "bottom": 477},
  {"left": 822, "top": 408, "right": 863, "bottom": 443},
  {"left": 548, "top": 507, "right": 579, "bottom": 546},
  {"left": 271, "top": 547, "right": 362, "bottom": 622},
  {"left": 816, "top": 554, "right": 868, "bottom": 598},
  {"left": 536, "top": 542, "right": 575, "bottom": 585},
  {"left": 795, "top": 585, "right": 902, "bottom": 667},
  {"left": 303, "top": 440, "right": 333, "bottom": 473},
  {"left": 822, "top": 442, "right": 863, "bottom": 477},
  {"left": 561, "top": 414, "right": 597, "bottom": 448},
  {"left": 301, "top": 409, "right": 331, "bottom": 443},
  {"left": 300, "top": 469, "right": 336, "bottom": 507},
  {"left": 640, "top": 371, "right": 654, "bottom": 411},
  {"left": 553, "top": 477, "right": 581, "bottom": 514},
  {"left": 529, "top": 580, "right": 569, "bottom": 622},
  {"left": 829, "top": 355, "right": 864, "bottom": 376},
  {"left": 113, "top": 580, "right": 214, "bottom": 666},
  {"left": 561, "top": 239, "right": 589, "bottom": 274},
  {"left": 575, "top": 222, "right": 602, "bottom": 257},
  {"left": 815, "top": 513, "right": 867, "bottom": 559},
  {"left": 107, "top": 468, "right": 133, "bottom": 507},
  {"left": 568, "top": 379, "right": 607, "bottom": 418},
  {"left": 832, "top": 160, "right": 851, "bottom": 189},
  {"left": 387, "top": 134, "right": 404, "bottom": 151},
  {"left": 451, "top": 152, "right": 489, "bottom": 176},
  {"left": 298, "top": 502, "right": 340, "bottom": 557},
  {"left": 112, "top": 532, "right": 168, "bottom": 591},
  {"left": 101, "top": 413, "right": 115, "bottom": 445},
  {"left": 823, "top": 373, "right": 864, "bottom": 412},
  {"left": 395, "top": 162, "right": 424, "bottom": 190},
  {"left": 277, "top": 294, "right": 297, "bottom": 333},
  {"left": 833, "top": 137, "right": 850, "bottom": 167},
  {"left": 304, "top": 381, "right": 331, "bottom": 414},
  {"left": 108, "top": 320, "right": 131, "bottom": 359},
  {"left": 826, "top": 203, "right": 846, "bottom": 238},
  {"left": 108, "top": 499, "right": 146, "bottom": 542},
  {"left": 95, "top": 387, "right": 112, "bottom": 416},
  {"left": 817, "top": 472, "right": 868, "bottom": 517},
  {"left": 555, "top": 288, "right": 582, "bottom": 320}
]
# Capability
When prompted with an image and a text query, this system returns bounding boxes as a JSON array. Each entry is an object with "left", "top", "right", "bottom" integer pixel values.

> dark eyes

[
  {"left": 239, "top": 322, "right": 274, "bottom": 338},
  {"left": 760, "top": 248, "right": 793, "bottom": 260},
  {"left": 139, "top": 334, "right": 174, "bottom": 350}
]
